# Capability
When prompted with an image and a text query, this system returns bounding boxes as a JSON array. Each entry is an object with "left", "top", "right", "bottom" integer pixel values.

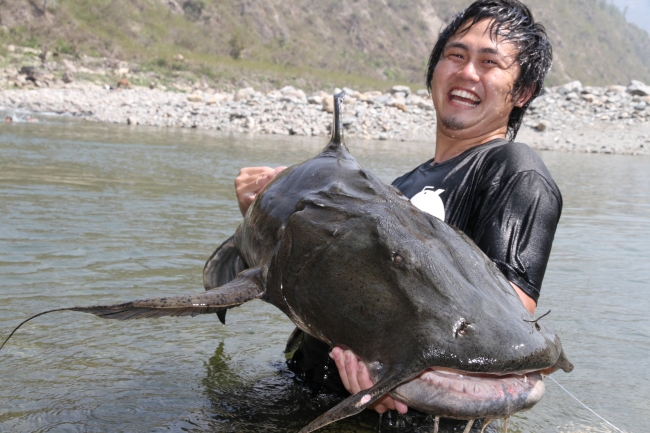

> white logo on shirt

[{"left": 410, "top": 186, "right": 446, "bottom": 220}]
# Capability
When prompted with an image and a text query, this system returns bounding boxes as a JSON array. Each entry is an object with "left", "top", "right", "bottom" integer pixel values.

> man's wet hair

[{"left": 425, "top": 0, "right": 552, "bottom": 140}]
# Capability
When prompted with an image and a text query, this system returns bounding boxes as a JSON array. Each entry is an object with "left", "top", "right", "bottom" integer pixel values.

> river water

[{"left": 1, "top": 116, "right": 648, "bottom": 433}]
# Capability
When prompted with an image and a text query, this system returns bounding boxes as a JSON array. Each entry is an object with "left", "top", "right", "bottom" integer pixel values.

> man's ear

[{"left": 514, "top": 85, "right": 536, "bottom": 108}]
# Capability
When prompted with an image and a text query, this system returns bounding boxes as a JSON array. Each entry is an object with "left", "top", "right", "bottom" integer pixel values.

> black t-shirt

[{"left": 392, "top": 139, "right": 562, "bottom": 303}]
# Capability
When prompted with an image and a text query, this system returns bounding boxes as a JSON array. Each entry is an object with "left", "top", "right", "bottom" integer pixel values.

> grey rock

[
  {"left": 307, "top": 95, "right": 323, "bottom": 105},
  {"left": 322, "top": 95, "right": 334, "bottom": 113},
  {"left": 62, "top": 71, "right": 74, "bottom": 84},
  {"left": 390, "top": 85, "right": 411, "bottom": 96},
  {"left": 235, "top": 87, "right": 255, "bottom": 102},
  {"left": 628, "top": 80, "right": 650, "bottom": 97},
  {"left": 536, "top": 120, "right": 551, "bottom": 131},
  {"left": 581, "top": 94, "right": 597, "bottom": 103},
  {"left": 372, "top": 94, "right": 392, "bottom": 105},
  {"left": 558, "top": 80, "right": 582, "bottom": 95},
  {"left": 607, "top": 85, "right": 627, "bottom": 94},
  {"left": 342, "top": 87, "right": 361, "bottom": 99}
]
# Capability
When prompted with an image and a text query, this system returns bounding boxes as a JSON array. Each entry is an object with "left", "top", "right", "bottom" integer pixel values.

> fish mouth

[
  {"left": 390, "top": 367, "right": 545, "bottom": 419},
  {"left": 448, "top": 88, "right": 482, "bottom": 107}
]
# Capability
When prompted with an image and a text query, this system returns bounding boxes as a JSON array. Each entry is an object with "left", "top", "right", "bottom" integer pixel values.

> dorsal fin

[{"left": 322, "top": 91, "right": 350, "bottom": 154}]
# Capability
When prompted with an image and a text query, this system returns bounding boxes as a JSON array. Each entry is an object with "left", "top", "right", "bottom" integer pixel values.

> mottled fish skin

[{"left": 2, "top": 92, "right": 572, "bottom": 433}]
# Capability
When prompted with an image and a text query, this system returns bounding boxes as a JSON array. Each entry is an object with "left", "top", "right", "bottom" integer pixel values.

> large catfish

[{"left": 2, "top": 92, "right": 572, "bottom": 433}]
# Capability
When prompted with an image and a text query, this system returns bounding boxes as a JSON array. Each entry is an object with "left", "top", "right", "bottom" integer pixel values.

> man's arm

[
  {"left": 234, "top": 166, "right": 286, "bottom": 216},
  {"left": 511, "top": 281, "right": 536, "bottom": 314}
]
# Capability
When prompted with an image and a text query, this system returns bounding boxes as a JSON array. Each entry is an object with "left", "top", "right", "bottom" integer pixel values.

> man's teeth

[{"left": 450, "top": 89, "right": 481, "bottom": 104}]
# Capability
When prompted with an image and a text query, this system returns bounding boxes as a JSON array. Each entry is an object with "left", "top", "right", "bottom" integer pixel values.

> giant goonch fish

[{"left": 1, "top": 92, "right": 572, "bottom": 433}]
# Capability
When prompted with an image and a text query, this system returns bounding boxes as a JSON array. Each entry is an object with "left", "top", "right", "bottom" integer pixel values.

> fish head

[{"left": 278, "top": 190, "right": 572, "bottom": 420}]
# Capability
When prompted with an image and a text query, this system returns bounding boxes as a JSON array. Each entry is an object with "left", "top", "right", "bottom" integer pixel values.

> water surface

[{"left": 0, "top": 117, "right": 648, "bottom": 432}]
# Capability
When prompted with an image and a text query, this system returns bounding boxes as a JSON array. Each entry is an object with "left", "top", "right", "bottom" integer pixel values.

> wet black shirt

[{"left": 392, "top": 139, "right": 562, "bottom": 302}]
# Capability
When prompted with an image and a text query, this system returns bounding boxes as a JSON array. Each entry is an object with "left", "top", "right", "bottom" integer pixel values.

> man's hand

[
  {"left": 511, "top": 282, "right": 536, "bottom": 314},
  {"left": 329, "top": 347, "right": 408, "bottom": 414},
  {"left": 234, "top": 166, "right": 286, "bottom": 216}
]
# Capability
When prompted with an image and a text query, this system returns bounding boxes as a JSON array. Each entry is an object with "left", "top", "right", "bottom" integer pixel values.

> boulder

[
  {"left": 342, "top": 87, "right": 362, "bottom": 99},
  {"left": 235, "top": 87, "right": 255, "bottom": 101},
  {"left": 558, "top": 80, "right": 582, "bottom": 95},
  {"left": 307, "top": 95, "right": 323, "bottom": 105},
  {"left": 406, "top": 95, "right": 425, "bottom": 106},
  {"left": 565, "top": 92, "right": 579, "bottom": 101},
  {"left": 281, "top": 87, "right": 307, "bottom": 102},
  {"left": 322, "top": 95, "right": 334, "bottom": 113},
  {"left": 390, "top": 85, "right": 411, "bottom": 95},
  {"left": 358, "top": 91, "right": 382, "bottom": 101},
  {"left": 62, "top": 71, "right": 74, "bottom": 83},
  {"left": 627, "top": 80, "right": 650, "bottom": 97},
  {"left": 187, "top": 94, "right": 203, "bottom": 102},
  {"left": 536, "top": 120, "right": 551, "bottom": 131},
  {"left": 607, "top": 85, "right": 627, "bottom": 94},
  {"left": 372, "top": 94, "right": 393, "bottom": 105},
  {"left": 581, "top": 94, "right": 597, "bottom": 103},
  {"left": 391, "top": 101, "right": 408, "bottom": 112},
  {"left": 280, "top": 85, "right": 296, "bottom": 94}
]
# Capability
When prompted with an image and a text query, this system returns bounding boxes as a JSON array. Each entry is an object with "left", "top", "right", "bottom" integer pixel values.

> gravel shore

[{"left": 2, "top": 78, "right": 649, "bottom": 156}]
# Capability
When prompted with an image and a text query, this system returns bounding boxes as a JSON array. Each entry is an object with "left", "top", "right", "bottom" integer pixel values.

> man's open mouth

[
  {"left": 390, "top": 367, "right": 545, "bottom": 419},
  {"left": 449, "top": 89, "right": 482, "bottom": 107}
]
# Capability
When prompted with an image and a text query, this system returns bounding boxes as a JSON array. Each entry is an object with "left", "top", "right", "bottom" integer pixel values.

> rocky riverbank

[{"left": 1, "top": 61, "right": 650, "bottom": 155}]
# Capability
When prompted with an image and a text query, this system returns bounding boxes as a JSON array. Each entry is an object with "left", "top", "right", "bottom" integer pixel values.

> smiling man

[{"left": 234, "top": 0, "right": 560, "bottom": 418}]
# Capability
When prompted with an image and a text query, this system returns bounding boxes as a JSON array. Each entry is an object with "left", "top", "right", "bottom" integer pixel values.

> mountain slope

[{"left": 0, "top": 0, "right": 649, "bottom": 89}]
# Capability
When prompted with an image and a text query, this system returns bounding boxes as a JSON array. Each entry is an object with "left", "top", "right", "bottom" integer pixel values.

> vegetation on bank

[{"left": 0, "top": 0, "right": 649, "bottom": 92}]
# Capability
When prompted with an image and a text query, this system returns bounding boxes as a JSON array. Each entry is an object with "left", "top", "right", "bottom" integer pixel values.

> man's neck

[{"left": 433, "top": 127, "right": 508, "bottom": 164}]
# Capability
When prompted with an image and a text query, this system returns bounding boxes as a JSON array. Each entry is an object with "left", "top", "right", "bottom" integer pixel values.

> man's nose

[{"left": 458, "top": 60, "right": 480, "bottom": 82}]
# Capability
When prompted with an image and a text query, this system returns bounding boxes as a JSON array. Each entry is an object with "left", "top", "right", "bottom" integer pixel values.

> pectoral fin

[
  {"left": 1, "top": 267, "right": 267, "bottom": 352},
  {"left": 298, "top": 368, "right": 415, "bottom": 433},
  {"left": 204, "top": 233, "right": 248, "bottom": 291}
]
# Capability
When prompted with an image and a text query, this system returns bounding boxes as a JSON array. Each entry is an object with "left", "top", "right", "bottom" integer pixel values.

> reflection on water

[{"left": 0, "top": 117, "right": 648, "bottom": 432}]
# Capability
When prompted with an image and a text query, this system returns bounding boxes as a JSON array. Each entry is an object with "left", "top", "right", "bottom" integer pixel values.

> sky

[{"left": 611, "top": 0, "right": 650, "bottom": 34}]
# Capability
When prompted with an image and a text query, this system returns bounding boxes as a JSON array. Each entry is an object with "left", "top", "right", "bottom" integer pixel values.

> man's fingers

[
  {"left": 234, "top": 166, "right": 285, "bottom": 216},
  {"left": 394, "top": 399, "right": 409, "bottom": 414},
  {"left": 330, "top": 348, "right": 351, "bottom": 392},
  {"left": 330, "top": 348, "right": 409, "bottom": 416},
  {"left": 358, "top": 360, "right": 409, "bottom": 414},
  {"left": 344, "top": 351, "right": 362, "bottom": 394}
]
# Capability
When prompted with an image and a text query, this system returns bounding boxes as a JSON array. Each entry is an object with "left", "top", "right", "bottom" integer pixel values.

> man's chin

[{"left": 440, "top": 116, "right": 467, "bottom": 131}]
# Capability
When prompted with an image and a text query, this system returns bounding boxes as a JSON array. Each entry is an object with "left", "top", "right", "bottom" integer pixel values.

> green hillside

[{"left": 1, "top": 0, "right": 649, "bottom": 91}]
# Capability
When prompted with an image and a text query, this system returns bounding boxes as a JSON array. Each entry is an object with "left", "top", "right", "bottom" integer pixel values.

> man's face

[{"left": 431, "top": 19, "right": 525, "bottom": 140}]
